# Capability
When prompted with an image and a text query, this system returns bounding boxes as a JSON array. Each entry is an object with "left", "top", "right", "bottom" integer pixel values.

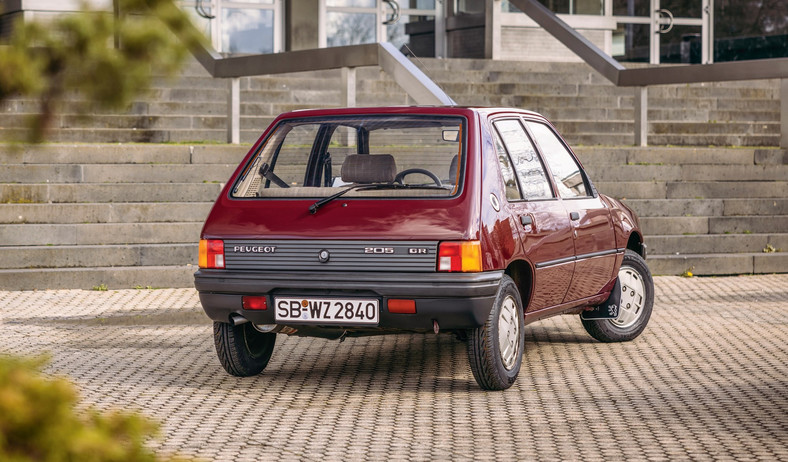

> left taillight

[{"left": 199, "top": 239, "right": 225, "bottom": 269}]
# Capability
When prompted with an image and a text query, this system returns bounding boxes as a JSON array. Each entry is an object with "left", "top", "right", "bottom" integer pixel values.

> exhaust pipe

[{"left": 230, "top": 314, "right": 250, "bottom": 326}]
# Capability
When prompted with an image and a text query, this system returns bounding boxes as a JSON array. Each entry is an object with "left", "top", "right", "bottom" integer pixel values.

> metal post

[
  {"left": 227, "top": 77, "right": 240, "bottom": 144},
  {"left": 634, "top": 86, "right": 648, "bottom": 147},
  {"left": 341, "top": 67, "right": 356, "bottom": 108},
  {"left": 781, "top": 79, "right": 788, "bottom": 149},
  {"left": 434, "top": 0, "right": 446, "bottom": 58}
]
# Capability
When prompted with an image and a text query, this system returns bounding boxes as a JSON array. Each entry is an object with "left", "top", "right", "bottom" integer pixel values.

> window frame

[
  {"left": 229, "top": 114, "right": 469, "bottom": 201},
  {"left": 490, "top": 117, "right": 557, "bottom": 203},
  {"left": 521, "top": 118, "right": 596, "bottom": 201}
]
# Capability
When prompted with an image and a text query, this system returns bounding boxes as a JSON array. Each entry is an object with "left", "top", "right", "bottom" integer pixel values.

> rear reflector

[
  {"left": 388, "top": 299, "right": 416, "bottom": 314},
  {"left": 242, "top": 296, "right": 268, "bottom": 311}
]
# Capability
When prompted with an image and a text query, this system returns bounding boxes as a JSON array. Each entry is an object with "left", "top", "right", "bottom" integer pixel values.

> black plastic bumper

[{"left": 194, "top": 269, "right": 504, "bottom": 331}]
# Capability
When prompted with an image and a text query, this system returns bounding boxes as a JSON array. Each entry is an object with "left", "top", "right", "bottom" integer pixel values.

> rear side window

[
  {"left": 525, "top": 122, "right": 589, "bottom": 198},
  {"left": 493, "top": 119, "right": 553, "bottom": 200}
]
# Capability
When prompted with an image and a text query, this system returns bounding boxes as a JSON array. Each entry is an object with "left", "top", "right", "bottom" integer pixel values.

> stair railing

[
  {"left": 159, "top": 1, "right": 454, "bottom": 144},
  {"left": 508, "top": 0, "right": 788, "bottom": 148}
]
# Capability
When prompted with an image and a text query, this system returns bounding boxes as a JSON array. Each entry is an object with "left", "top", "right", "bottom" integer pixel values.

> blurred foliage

[
  {"left": 0, "top": 354, "right": 187, "bottom": 461},
  {"left": 0, "top": 0, "right": 207, "bottom": 142}
]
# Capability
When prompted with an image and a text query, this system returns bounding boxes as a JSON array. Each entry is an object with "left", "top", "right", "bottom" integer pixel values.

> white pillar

[
  {"left": 340, "top": 67, "right": 356, "bottom": 108},
  {"left": 781, "top": 79, "right": 788, "bottom": 149},
  {"left": 485, "top": 0, "right": 501, "bottom": 60},
  {"left": 634, "top": 86, "right": 648, "bottom": 147},
  {"left": 227, "top": 77, "right": 240, "bottom": 144}
]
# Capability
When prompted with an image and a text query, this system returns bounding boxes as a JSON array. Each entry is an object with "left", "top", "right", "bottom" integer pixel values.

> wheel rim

[
  {"left": 612, "top": 265, "right": 647, "bottom": 329},
  {"left": 497, "top": 295, "right": 521, "bottom": 371}
]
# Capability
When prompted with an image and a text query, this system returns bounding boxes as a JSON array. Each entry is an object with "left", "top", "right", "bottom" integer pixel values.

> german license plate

[{"left": 274, "top": 297, "right": 379, "bottom": 325}]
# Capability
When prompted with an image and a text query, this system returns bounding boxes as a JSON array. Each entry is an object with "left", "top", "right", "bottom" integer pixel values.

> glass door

[
  {"left": 613, "top": 0, "right": 712, "bottom": 64},
  {"left": 324, "top": 0, "right": 443, "bottom": 57},
  {"left": 180, "top": 0, "right": 283, "bottom": 54}
]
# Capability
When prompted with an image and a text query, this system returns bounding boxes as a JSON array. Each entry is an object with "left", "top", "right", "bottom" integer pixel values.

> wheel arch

[
  {"left": 626, "top": 231, "right": 646, "bottom": 258},
  {"left": 505, "top": 259, "right": 533, "bottom": 310}
]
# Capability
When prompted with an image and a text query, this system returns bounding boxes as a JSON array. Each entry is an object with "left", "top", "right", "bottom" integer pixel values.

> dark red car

[{"left": 195, "top": 106, "right": 653, "bottom": 390}]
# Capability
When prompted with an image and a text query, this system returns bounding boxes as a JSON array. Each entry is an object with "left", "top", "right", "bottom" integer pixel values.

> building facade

[{"left": 1, "top": 0, "right": 786, "bottom": 64}]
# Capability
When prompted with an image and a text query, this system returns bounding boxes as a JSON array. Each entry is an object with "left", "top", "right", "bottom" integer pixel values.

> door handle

[
  {"left": 656, "top": 8, "right": 674, "bottom": 34},
  {"left": 570, "top": 211, "right": 580, "bottom": 221},
  {"left": 520, "top": 215, "right": 533, "bottom": 226}
]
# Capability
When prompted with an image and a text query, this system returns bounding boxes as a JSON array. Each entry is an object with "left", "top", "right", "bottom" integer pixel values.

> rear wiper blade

[{"left": 308, "top": 183, "right": 445, "bottom": 215}]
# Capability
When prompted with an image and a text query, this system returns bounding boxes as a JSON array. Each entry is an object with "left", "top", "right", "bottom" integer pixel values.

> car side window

[
  {"left": 493, "top": 119, "right": 553, "bottom": 200},
  {"left": 525, "top": 122, "right": 589, "bottom": 198},
  {"left": 492, "top": 127, "right": 521, "bottom": 201}
]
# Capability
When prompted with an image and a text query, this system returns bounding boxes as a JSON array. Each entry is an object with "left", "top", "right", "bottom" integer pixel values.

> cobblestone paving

[{"left": 2, "top": 275, "right": 787, "bottom": 461}]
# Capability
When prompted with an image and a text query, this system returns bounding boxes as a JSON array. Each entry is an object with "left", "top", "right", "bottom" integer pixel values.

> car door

[
  {"left": 524, "top": 121, "right": 617, "bottom": 303},
  {"left": 491, "top": 118, "right": 575, "bottom": 311}
]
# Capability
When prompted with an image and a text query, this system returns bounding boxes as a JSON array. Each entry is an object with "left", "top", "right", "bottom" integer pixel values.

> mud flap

[{"left": 581, "top": 278, "right": 621, "bottom": 320}]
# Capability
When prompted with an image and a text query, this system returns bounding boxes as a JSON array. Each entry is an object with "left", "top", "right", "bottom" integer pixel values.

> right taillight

[
  {"left": 199, "top": 239, "right": 225, "bottom": 269},
  {"left": 437, "top": 241, "right": 482, "bottom": 272}
]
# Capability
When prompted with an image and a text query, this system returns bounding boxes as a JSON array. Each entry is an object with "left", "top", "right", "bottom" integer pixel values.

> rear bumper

[{"left": 194, "top": 269, "right": 504, "bottom": 331}]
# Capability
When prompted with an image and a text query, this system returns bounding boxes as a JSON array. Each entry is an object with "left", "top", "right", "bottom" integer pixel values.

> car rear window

[{"left": 231, "top": 115, "right": 465, "bottom": 199}]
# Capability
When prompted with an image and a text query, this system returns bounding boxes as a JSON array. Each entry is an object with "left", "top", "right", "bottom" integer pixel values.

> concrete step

[
  {"left": 0, "top": 265, "right": 195, "bottom": 290},
  {"left": 0, "top": 222, "right": 203, "bottom": 246},
  {"left": 575, "top": 147, "right": 785, "bottom": 166},
  {"left": 0, "top": 202, "right": 213, "bottom": 224},
  {"left": 666, "top": 181, "right": 788, "bottom": 199},
  {"left": 0, "top": 183, "right": 223, "bottom": 203},
  {"left": 0, "top": 127, "right": 266, "bottom": 144},
  {"left": 647, "top": 233, "right": 788, "bottom": 255},
  {"left": 641, "top": 215, "right": 788, "bottom": 236},
  {"left": 649, "top": 134, "right": 779, "bottom": 147},
  {"left": 0, "top": 243, "right": 196, "bottom": 269},
  {"left": 0, "top": 164, "right": 237, "bottom": 184},
  {"left": 651, "top": 121, "right": 779, "bottom": 136},
  {"left": 709, "top": 216, "right": 788, "bottom": 235},
  {"left": 1, "top": 143, "right": 249, "bottom": 164},
  {"left": 641, "top": 217, "right": 709, "bottom": 235},
  {"left": 647, "top": 252, "right": 787, "bottom": 276},
  {"left": 586, "top": 164, "right": 788, "bottom": 182},
  {"left": 621, "top": 198, "right": 788, "bottom": 218}
]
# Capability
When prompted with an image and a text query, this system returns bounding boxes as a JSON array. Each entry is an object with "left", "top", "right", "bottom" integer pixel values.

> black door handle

[
  {"left": 520, "top": 215, "right": 533, "bottom": 226},
  {"left": 570, "top": 211, "right": 580, "bottom": 221}
]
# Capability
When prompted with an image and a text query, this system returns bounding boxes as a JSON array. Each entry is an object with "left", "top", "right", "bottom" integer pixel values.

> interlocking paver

[{"left": 1, "top": 275, "right": 787, "bottom": 461}]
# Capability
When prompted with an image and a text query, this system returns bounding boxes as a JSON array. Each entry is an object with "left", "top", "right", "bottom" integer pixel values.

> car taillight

[
  {"left": 199, "top": 239, "right": 225, "bottom": 269},
  {"left": 438, "top": 241, "right": 482, "bottom": 272}
]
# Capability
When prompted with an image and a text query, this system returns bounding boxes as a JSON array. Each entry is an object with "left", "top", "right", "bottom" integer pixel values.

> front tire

[
  {"left": 214, "top": 321, "right": 276, "bottom": 376},
  {"left": 467, "top": 275, "right": 525, "bottom": 391},
  {"left": 581, "top": 250, "right": 654, "bottom": 342}
]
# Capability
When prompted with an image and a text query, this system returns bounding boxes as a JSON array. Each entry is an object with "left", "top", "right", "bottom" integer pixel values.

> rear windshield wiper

[{"left": 308, "top": 183, "right": 445, "bottom": 215}]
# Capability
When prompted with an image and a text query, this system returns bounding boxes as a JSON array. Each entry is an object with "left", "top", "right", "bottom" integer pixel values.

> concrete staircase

[
  {"left": 0, "top": 58, "right": 782, "bottom": 146},
  {"left": 0, "top": 143, "right": 784, "bottom": 290},
  {"left": 0, "top": 144, "right": 247, "bottom": 290},
  {"left": 575, "top": 146, "right": 787, "bottom": 276}
]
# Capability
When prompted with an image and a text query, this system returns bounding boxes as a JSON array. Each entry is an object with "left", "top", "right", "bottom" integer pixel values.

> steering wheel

[{"left": 394, "top": 168, "right": 442, "bottom": 187}]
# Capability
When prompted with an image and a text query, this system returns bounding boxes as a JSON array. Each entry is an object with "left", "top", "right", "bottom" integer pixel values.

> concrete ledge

[{"left": 0, "top": 265, "right": 196, "bottom": 291}]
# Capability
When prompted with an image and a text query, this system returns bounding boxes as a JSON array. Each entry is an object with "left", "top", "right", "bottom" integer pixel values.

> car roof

[{"left": 274, "top": 106, "right": 547, "bottom": 120}]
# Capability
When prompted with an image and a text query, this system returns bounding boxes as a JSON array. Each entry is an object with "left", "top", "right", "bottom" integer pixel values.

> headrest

[{"left": 341, "top": 154, "right": 397, "bottom": 183}]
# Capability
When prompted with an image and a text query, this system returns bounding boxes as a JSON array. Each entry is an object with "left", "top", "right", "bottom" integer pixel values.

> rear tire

[
  {"left": 214, "top": 321, "right": 276, "bottom": 376},
  {"left": 467, "top": 275, "right": 525, "bottom": 391},
  {"left": 581, "top": 250, "right": 654, "bottom": 342}
]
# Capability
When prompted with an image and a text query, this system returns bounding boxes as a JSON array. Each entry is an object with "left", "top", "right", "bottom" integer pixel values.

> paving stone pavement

[{"left": 1, "top": 275, "right": 787, "bottom": 461}]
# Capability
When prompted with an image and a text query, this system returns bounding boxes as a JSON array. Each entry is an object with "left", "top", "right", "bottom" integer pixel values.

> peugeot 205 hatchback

[{"left": 195, "top": 106, "right": 653, "bottom": 391}]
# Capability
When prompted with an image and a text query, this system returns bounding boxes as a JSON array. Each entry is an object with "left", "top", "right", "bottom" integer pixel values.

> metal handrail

[
  {"left": 508, "top": 0, "right": 788, "bottom": 86},
  {"left": 508, "top": 0, "right": 788, "bottom": 147}
]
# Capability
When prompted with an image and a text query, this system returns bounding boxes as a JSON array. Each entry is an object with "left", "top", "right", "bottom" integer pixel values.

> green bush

[{"left": 0, "top": 355, "right": 182, "bottom": 462}]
